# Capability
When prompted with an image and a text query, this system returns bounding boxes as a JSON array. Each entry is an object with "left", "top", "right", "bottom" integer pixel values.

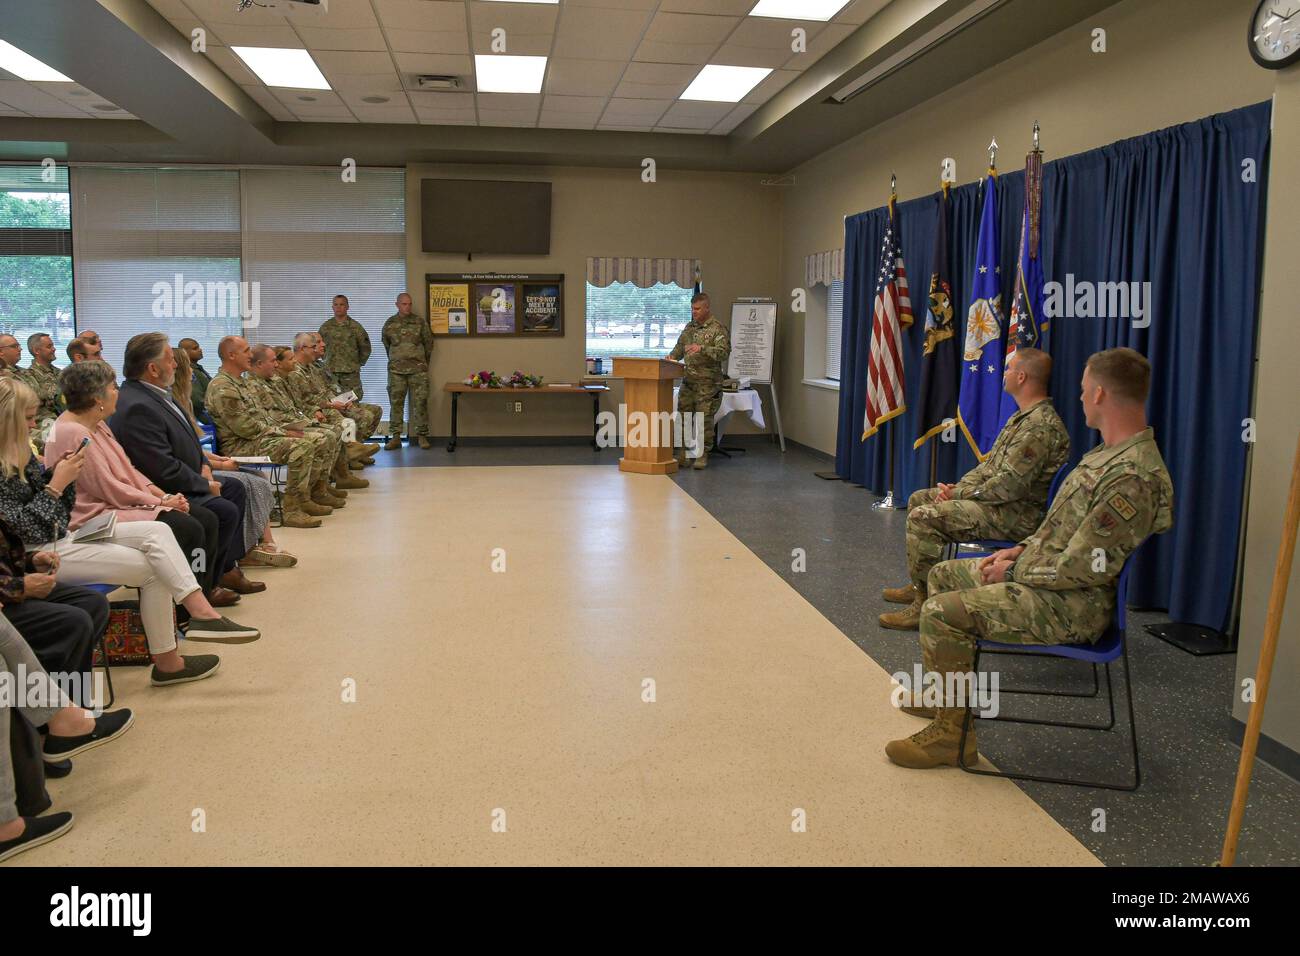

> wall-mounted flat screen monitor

[{"left": 421, "top": 178, "right": 552, "bottom": 255}]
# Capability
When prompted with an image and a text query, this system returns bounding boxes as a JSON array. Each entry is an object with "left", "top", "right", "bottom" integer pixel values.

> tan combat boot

[
  {"left": 417, "top": 436, "right": 432, "bottom": 449},
  {"left": 312, "top": 480, "right": 345, "bottom": 509},
  {"left": 348, "top": 441, "right": 381, "bottom": 459},
  {"left": 883, "top": 583, "right": 921, "bottom": 604},
  {"left": 885, "top": 710, "right": 977, "bottom": 769},
  {"left": 300, "top": 491, "right": 333, "bottom": 516},
  {"left": 281, "top": 495, "right": 322, "bottom": 528},
  {"left": 879, "top": 596, "right": 924, "bottom": 630},
  {"left": 384, "top": 434, "right": 402, "bottom": 451},
  {"left": 692, "top": 452, "right": 709, "bottom": 470},
  {"left": 335, "top": 473, "right": 369, "bottom": 490}
]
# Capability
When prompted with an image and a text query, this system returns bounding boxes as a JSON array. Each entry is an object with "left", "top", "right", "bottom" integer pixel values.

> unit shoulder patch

[{"left": 1108, "top": 492, "right": 1137, "bottom": 522}]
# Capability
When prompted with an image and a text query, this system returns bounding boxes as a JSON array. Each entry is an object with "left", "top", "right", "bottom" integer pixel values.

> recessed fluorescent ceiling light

[
  {"left": 749, "top": 0, "right": 850, "bottom": 21},
  {"left": 475, "top": 54, "right": 547, "bottom": 94},
  {"left": 232, "top": 46, "right": 330, "bottom": 90},
  {"left": 680, "top": 65, "right": 771, "bottom": 103},
  {"left": 0, "top": 39, "right": 72, "bottom": 82}
]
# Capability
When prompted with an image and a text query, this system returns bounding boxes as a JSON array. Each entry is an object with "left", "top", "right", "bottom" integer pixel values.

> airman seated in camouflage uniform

[
  {"left": 887, "top": 348, "right": 1173, "bottom": 770},
  {"left": 0, "top": 336, "right": 20, "bottom": 380},
  {"left": 247, "top": 344, "right": 369, "bottom": 503},
  {"left": 205, "top": 337, "right": 334, "bottom": 529},
  {"left": 17, "top": 333, "right": 64, "bottom": 453},
  {"left": 318, "top": 294, "right": 371, "bottom": 400},
  {"left": 298, "top": 332, "right": 382, "bottom": 450},
  {"left": 881, "top": 348, "right": 1070, "bottom": 631},
  {"left": 278, "top": 341, "right": 377, "bottom": 468},
  {"left": 669, "top": 292, "right": 731, "bottom": 470},
  {"left": 381, "top": 292, "right": 434, "bottom": 451}
]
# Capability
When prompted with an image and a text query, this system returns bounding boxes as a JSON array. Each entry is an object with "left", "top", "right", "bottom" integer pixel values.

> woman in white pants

[{"left": 0, "top": 379, "right": 259, "bottom": 687}]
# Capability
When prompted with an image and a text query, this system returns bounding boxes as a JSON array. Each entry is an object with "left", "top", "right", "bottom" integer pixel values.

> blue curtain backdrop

[{"left": 835, "top": 101, "right": 1270, "bottom": 635}]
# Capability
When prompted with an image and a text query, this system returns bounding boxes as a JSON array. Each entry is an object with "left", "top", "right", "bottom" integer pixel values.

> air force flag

[{"left": 956, "top": 175, "right": 1005, "bottom": 460}]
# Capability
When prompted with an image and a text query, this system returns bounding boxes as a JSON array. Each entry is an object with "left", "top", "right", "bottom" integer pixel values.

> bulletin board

[{"left": 426, "top": 272, "right": 564, "bottom": 337}]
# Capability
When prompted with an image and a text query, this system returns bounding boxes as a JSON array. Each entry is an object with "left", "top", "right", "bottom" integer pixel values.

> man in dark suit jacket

[{"left": 107, "top": 332, "right": 260, "bottom": 605}]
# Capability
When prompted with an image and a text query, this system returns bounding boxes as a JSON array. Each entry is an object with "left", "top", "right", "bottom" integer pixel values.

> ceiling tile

[
  {"left": 145, "top": 0, "right": 195, "bottom": 16},
  {"left": 305, "top": 0, "right": 381, "bottom": 29},
  {"left": 240, "top": 84, "right": 296, "bottom": 121},
  {"left": 566, "top": 0, "right": 658, "bottom": 8},
  {"left": 184, "top": 0, "right": 285, "bottom": 26},
  {"left": 544, "top": 59, "right": 625, "bottom": 97},
  {"left": 476, "top": 92, "right": 540, "bottom": 111},
  {"left": 728, "top": 17, "right": 826, "bottom": 48},
  {"left": 348, "top": 103, "right": 419, "bottom": 124},
  {"left": 167, "top": 17, "right": 215, "bottom": 45},
  {"left": 294, "top": 27, "right": 390, "bottom": 52},
  {"left": 539, "top": 115, "right": 597, "bottom": 130},
  {"left": 782, "top": 22, "right": 857, "bottom": 68},
  {"left": 298, "top": 114, "right": 359, "bottom": 123},
  {"left": 633, "top": 39, "right": 721, "bottom": 66},
  {"left": 742, "top": 68, "right": 798, "bottom": 104},
  {"left": 476, "top": 110, "right": 537, "bottom": 128},
  {"left": 408, "top": 91, "right": 476, "bottom": 110},
  {"left": 209, "top": 23, "right": 304, "bottom": 47},
  {"left": 414, "top": 108, "right": 478, "bottom": 125},
  {"left": 600, "top": 97, "right": 670, "bottom": 124},
  {"left": 313, "top": 51, "right": 403, "bottom": 93},
  {"left": 375, "top": 0, "right": 466, "bottom": 33},
  {"left": 596, "top": 123, "right": 654, "bottom": 132},
  {"left": 468, "top": 1, "right": 559, "bottom": 34},
  {"left": 658, "top": 100, "right": 734, "bottom": 124},
  {"left": 470, "top": 33, "right": 553, "bottom": 56},
  {"left": 388, "top": 30, "right": 470, "bottom": 54},
  {"left": 659, "top": 0, "right": 755, "bottom": 13},
  {"left": 393, "top": 52, "right": 474, "bottom": 78},
  {"left": 712, "top": 43, "right": 791, "bottom": 69},
  {"left": 337, "top": 88, "right": 408, "bottom": 107},
  {"left": 543, "top": 95, "right": 606, "bottom": 113},
  {"left": 642, "top": 11, "right": 740, "bottom": 44},
  {"left": 273, "top": 88, "right": 347, "bottom": 111},
  {"left": 612, "top": 61, "right": 696, "bottom": 99},
  {"left": 553, "top": 7, "right": 653, "bottom": 62},
  {"left": 0, "top": 82, "right": 88, "bottom": 117}
]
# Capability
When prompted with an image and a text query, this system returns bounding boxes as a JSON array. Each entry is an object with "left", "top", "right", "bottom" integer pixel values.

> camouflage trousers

[
  {"left": 906, "top": 488, "right": 1037, "bottom": 594},
  {"left": 258, "top": 432, "right": 333, "bottom": 499},
  {"left": 334, "top": 371, "right": 364, "bottom": 400},
  {"left": 388, "top": 370, "right": 429, "bottom": 437},
  {"left": 918, "top": 557, "right": 1079, "bottom": 704},
  {"left": 677, "top": 381, "right": 723, "bottom": 455},
  {"left": 344, "top": 402, "right": 381, "bottom": 440}
]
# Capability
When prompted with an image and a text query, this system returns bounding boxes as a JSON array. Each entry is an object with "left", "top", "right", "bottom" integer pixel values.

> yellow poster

[{"left": 428, "top": 283, "right": 470, "bottom": 335}]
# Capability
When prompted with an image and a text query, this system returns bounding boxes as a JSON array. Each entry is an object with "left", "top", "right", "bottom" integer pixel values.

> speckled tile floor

[{"left": 666, "top": 438, "right": 1300, "bottom": 867}]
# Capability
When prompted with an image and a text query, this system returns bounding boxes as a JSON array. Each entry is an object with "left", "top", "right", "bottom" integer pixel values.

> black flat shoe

[
  {"left": 44, "top": 758, "right": 73, "bottom": 779},
  {"left": 43, "top": 709, "right": 134, "bottom": 762},
  {"left": 0, "top": 812, "right": 74, "bottom": 863}
]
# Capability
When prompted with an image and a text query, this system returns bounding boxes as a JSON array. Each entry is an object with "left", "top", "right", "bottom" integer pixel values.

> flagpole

[{"left": 873, "top": 173, "right": 902, "bottom": 511}]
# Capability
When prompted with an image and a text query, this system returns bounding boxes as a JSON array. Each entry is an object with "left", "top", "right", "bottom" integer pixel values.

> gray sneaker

[
  {"left": 184, "top": 617, "right": 261, "bottom": 644},
  {"left": 151, "top": 654, "right": 221, "bottom": 687}
]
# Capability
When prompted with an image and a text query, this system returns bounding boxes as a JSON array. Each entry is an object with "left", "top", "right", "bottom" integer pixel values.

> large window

[
  {"left": 585, "top": 281, "right": 693, "bottom": 368},
  {"left": 70, "top": 167, "right": 243, "bottom": 371},
  {"left": 241, "top": 168, "right": 405, "bottom": 418},
  {"left": 0, "top": 166, "right": 74, "bottom": 359},
  {"left": 826, "top": 278, "right": 844, "bottom": 381}
]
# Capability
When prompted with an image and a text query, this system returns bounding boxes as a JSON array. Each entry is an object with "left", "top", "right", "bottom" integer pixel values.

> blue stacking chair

[
  {"left": 198, "top": 421, "right": 216, "bottom": 451},
  {"left": 956, "top": 561, "right": 1141, "bottom": 792}
]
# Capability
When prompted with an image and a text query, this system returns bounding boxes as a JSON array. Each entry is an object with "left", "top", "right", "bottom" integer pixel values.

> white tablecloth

[{"left": 672, "top": 387, "right": 766, "bottom": 428}]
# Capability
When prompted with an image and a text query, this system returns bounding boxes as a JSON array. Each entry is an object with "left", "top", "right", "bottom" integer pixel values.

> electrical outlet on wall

[
  {"left": 514, "top": 401, "right": 523, "bottom": 413},
  {"left": 505, "top": 400, "right": 513, "bottom": 413}
]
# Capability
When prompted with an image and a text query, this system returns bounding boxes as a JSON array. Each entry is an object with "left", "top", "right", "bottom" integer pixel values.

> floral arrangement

[
  {"left": 462, "top": 370, "right": 544, "bottom": 388},
  {"left": 504, "top": 370, "right": 544, "bottom": 388},
  {"left": 463, "top": 370, "right": 502, "bottom": 388}
]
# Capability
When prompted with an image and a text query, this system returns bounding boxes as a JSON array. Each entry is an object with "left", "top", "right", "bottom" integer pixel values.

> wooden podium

[{"left": 613, "top": 356, "right": 684, "bottom": 475}]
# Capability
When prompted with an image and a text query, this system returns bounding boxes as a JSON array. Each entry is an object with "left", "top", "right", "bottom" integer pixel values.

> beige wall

[
  {"left": 1234, "top": 66, "right": 1300, "bottom": 754},
  {"left": 405, "top": 164, "right": 780, "bottom": 440},
  {"left": 776, "top": 0, "right": 1273, "bottom": 455}
]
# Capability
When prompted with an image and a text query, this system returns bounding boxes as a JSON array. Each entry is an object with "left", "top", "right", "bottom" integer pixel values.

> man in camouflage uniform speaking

[
  {"left": 880, "top": 347, "right": 1070, "bottom": 630},
  {"left": 668, "top": 291, "right": 731, "bottom": 470},
  {"left": 886, "top": 347, "right": 1173, "bottom": 770},
  {"left": 318, "top": 294, "right": 372, "bottom": 400},
  {"left": 381, "top": 292, "right": 433, "bottom": 451}
]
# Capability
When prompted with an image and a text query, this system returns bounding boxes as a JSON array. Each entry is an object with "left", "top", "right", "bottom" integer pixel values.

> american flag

[{"left": 863, "top": 203, "right": 913, "bottom": 439}]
